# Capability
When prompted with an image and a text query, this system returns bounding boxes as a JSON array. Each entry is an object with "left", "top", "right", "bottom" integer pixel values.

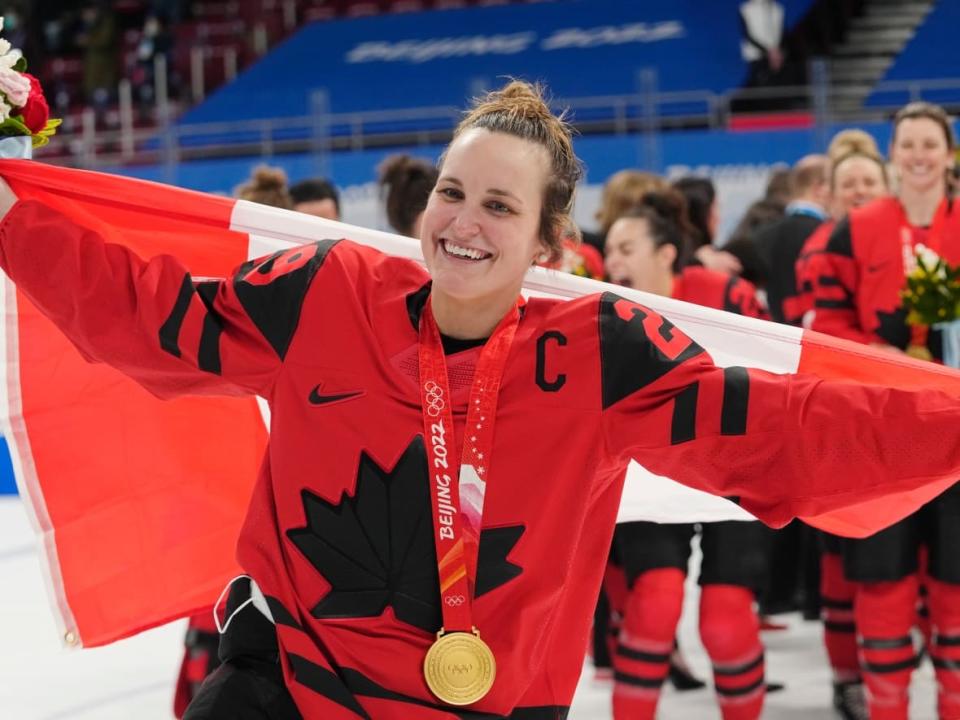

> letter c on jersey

[{"left": 536, "top": 331, "right": 567, "bottom": 392}]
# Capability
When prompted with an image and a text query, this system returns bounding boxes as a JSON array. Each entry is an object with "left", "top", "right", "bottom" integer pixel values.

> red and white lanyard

[{"left": 418, "top": 296, "right": 521, "bottom": 632}]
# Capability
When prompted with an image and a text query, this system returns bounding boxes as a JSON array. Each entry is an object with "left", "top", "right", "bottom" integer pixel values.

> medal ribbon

[{"left": 418, "top": 296, "right": 521, "bottom": 633}]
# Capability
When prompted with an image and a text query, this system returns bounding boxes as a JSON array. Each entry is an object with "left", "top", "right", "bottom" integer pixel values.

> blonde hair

[
  {"left": 450, "top": 80, "right": 583, "bottom": 263},
  {"left": 827, "top": 129, "right": 887, "bottom": 189},
  {"left": 235, "top": 165, "right": 294, "bottom": 210},
  {"left": 595, "top": 170, "right": 670, "bottom": 234}
]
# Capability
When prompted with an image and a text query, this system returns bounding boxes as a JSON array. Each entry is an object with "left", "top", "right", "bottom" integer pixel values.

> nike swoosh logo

[{"left": 308, "top": 385, "right": 365, "bottom": 406}]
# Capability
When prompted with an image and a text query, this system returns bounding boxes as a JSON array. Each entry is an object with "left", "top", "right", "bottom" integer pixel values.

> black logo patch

[
  {"left": 308, "top": 384, "right": 365, "bottom": 406},
  {"left": 287, "top": 438, "right": 524, "bottom": 632}
]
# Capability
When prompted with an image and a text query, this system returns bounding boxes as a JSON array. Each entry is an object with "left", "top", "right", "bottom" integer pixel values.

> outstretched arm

[
  {"left": 0, "top": 178, "right": 330, "bottom": 400},
  {"left": 599, "top": 292, "right": 960, "bottom": 529}
]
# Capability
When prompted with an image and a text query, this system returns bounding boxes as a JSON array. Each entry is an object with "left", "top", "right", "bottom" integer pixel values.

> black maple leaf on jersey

[{"left": 287, "top": 437, "right": 524, "bottom": 633}]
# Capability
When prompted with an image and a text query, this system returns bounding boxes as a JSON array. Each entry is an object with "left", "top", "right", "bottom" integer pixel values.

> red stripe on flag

[
  {"left": 798, "top": 330, "right": 960, "bottom": 536},
  {"left": 1, "top": 160, "right": 266, "bottom": 646},
  {"left": 798, "top": 329, "right": 960, "bottom": 395}
]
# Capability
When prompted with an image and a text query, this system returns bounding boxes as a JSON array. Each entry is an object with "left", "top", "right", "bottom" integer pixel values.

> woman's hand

[
  {"left": 0, "top": 176, "right": 18, "bottom": 224},
  {"left": 695, "top": 245, "right": 743, "bottom": 275}
]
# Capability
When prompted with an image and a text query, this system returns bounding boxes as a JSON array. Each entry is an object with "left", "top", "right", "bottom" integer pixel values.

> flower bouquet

[
  {"left": 0, "top": 16, "right": 59, "bottom": 153},
  {"left": 901, "top": 243, "right": 960, "bottom": 366}
]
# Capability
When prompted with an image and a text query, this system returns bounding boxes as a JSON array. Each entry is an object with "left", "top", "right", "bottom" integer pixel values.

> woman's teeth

[{"left": 442, "top": 240, "right": 490, "bottom": 261}]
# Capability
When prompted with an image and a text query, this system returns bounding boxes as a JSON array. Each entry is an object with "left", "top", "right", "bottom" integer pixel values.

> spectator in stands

[
  {"left": 1, "top": 3, "right": 27, "bottom": 55},
  {"left": 673, "top": 176, "right": 743, "bottom": 275},
  {"left": 39, "top": 0, "right": 74, "bottom": 55},
  {"left": 151, "top": 0, "right": 188, "bottom": 25},
  {"left": 377, "top": 154, "right": 438, "bottom": 238},
  {"left": 739, "top": 0, "right": 785, "bottom": 88},
  {"left": 76, "top": 1, "right": 118, "bottom": 112},
  {"left": 289, "top": 177, "right": 340, "bottom": 221},
  {"left": 752, "top": 154, "right": 830, "bottom": 325},
  {"left": 174, "top": 162, "right": 295, "bottom": 719},
  {"left": 133, "top": 13, "right": 174, "bottom": 111}
]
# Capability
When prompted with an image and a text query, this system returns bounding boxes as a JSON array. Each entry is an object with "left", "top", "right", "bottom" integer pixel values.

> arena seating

[{"left": 865, "top": 1, "right": 960, "bottom": 108}]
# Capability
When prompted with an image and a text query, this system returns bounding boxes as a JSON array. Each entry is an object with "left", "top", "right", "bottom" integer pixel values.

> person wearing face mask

[
  {"left": 604, "top": 192, "right": 773, "bottom": 720},
  {"left": 812, "top": 102, "right": 960, "bottom": 720},
  {"left": 794, "top": 129, "right": 889, "bottom": 720},
  {"left": 6, "top": 82, "right": 960, "bottom": 720}
]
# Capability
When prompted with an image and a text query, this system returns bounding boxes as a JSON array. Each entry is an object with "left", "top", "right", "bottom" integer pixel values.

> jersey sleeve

[
  {"left": 723, "top": 275, "right": 767, "bottom": 319},
  {"left": 597, "top": 291, "right": 960, "bottom": 528},
  {"left": 0, "top": 199, "right": 338, "bottom": 399},
  {"left": 808, "top": 219, "right": 872, "bottom": 343}
]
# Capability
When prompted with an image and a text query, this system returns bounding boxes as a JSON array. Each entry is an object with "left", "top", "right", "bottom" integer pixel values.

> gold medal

[{"left": 423, "top": 629, "right": 496, "bottom": 706}]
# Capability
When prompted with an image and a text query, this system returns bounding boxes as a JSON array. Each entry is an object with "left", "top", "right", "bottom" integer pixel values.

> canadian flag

[{"left": 1, "top": 160, "right": 958, "bottom": 648}]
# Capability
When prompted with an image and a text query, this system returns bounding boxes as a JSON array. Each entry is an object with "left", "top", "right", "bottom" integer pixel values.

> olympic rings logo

[
  {"left": 424, "top": 380, "right": 445, "bottom": 417},
  {"left": 445, "top": 595, "right": 466, "bottom": 607}
]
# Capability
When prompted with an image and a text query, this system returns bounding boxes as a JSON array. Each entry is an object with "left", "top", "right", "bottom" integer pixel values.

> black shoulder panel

[
  {"left": 825, "top": 218, "right": 854, "bottom": 258},
  {"left": 233, "top": 239, "right": 340, "bottom": 359},
  {"left": 599, "top": 292, "right": 705, "bottom": 409}
]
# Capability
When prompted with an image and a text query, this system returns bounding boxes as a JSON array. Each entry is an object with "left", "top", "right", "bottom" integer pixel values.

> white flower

[
  {"left": 0, "top": 66, "right": 28, "bottom": 107},
  {"left": 916, "top": 243, "right": 941, "bottom": 270}
]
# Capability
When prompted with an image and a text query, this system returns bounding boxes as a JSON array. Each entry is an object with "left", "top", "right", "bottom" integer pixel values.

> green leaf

[
  {"left": 12, "top": 57, "right": 26, "bottom": 73},
  {"left": 0, "top": 115, "right": 30, "bottom": 135}
]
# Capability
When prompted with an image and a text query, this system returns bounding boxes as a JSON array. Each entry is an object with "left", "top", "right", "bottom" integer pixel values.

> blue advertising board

[{"left": 181, "top": 0, "right": 752, "bottom": 125}]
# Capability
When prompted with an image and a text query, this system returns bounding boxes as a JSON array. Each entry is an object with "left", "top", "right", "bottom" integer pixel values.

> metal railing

[{"left": 36, "top": 64, "right": 960, "bottom": 173}]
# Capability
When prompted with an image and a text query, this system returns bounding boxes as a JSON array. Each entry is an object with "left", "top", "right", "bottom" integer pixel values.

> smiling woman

[
  {"left": 4, "top": 83, "right": 960, "bottom": 720},
  {"left": 422, "top": 81, "right": 581, "bottom": 340},
  {"left": 810, "top": 102, "right": 960, "bottom": 720}
]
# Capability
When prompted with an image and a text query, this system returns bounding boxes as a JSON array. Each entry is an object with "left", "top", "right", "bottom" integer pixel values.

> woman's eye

[
  {"left": 487, "top": 201, "right": 511, "bottom": 214},
  {"left": 439, "top": 187, "right": 462, "bottom": 200}
]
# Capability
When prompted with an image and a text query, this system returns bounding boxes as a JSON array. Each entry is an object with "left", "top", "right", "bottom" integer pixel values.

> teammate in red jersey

[
  {"left": 4, "top": 83, "right": 960, "bottom": 720},
  {"left": 604, "top": 192, "right": 771, "bottom": 720},
  {"left": 812, "top": 102, "right": 960, "bottom": 720},
  {"left": 795, "top": 130, "right": 889, "bottom": 328},
  {"left": 795, "top": 129, "right": 888, "bottom": 720}
]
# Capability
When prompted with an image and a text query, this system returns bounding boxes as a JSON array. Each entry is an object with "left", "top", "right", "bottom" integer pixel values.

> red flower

[{"left": 17, "top": 74, "right": 49, "bottom": 135}]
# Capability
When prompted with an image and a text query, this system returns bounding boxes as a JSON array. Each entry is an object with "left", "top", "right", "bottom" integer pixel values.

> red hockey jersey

[
  {"left": 794, "top": 220, "right": 835, "bottom": 327},
  {"left": 810, "top": 197, "right": 960, "bottom": 353},
  {"left": 673, "top": 265, "right": 767, "bottom": 320},
  {"left": 5, "top": 200, "right": 960, "bottom": 719}
]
